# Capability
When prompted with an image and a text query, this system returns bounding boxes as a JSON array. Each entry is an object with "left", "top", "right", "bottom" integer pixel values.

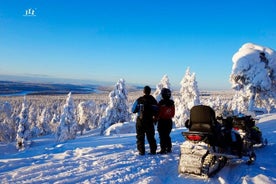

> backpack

[
  {"left": 138, "top": 96, "right": 157, "bottom": 120},
  {"left": 158, "top": 100, "right": 175, "bottom": 120}
]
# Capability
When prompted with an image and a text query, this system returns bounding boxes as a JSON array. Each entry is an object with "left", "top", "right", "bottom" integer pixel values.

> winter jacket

[
  {"left": 132, "top": 95, "right": 158, "bottom": 120},
  {"left": 158, "top": 99, "right": 175, "bottom": 120}
]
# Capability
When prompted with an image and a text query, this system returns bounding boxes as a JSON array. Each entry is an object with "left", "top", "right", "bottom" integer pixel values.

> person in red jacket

[{"left": 157, "top": 88, "right": 175, "bottom": 154}]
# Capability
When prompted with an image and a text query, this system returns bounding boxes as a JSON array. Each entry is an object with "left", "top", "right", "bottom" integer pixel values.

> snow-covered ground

[{"left": 0, "top": 114, "right": 276, "bottom": 184}]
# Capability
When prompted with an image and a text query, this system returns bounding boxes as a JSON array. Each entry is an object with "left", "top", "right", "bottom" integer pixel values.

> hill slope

[{"left": 0, "top": 114, "right": 276, "bottom": 184}]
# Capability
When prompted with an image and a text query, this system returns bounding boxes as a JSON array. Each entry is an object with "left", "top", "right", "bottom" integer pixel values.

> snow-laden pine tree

[
  {"left": 49, "top": 113, "right": 59, "bottom": 133},
  {"left": 174, "top": 68, "right": 200, "bottom": 127},
  {"left": 77, "top": 100, "right": 97, "bottom": 135},
  {"left": 0, "top": 101, "right": 15, "bottom": 143},
  {"left": 0, "top": 119, "right": 13, "bottom": 143},
  {"left": 16, "top": 96, "right": 31, "bottom": 150},
  {"left": 37, "top": 108, "right": 51, "bottom": 136},
  {"left": 28, "top": 104, "right": 38, "bottom": 137},
  {"left": 153, "top": 74, "right": 171, "bottom": 102},
  {"left": 100, "top": 78, "right": 131, "bottom": 135},
  {"left": 56, "top": 92, "right": 78, "bottom": 142},
  {"left": 263, "top": 98, "right": 276, "bottom": 113},
  {"left": 1, "top": 101, "right": 12, "bottom": 118},
  {"left": 230, "top": 43, "right": 276, "bottom": 113}
]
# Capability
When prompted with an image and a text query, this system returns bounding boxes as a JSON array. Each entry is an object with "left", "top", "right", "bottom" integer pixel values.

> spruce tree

[
  {"left": 153, "top": 74, "right": 171, "bottom": 102},
  {"left": 174, "top": 68, "right": 200, "bottom": 127},
  {"left": 230, "top": 43, "right": 276, "bottom": 112},
  {"left": 16, "top": 96, "right": 30, "bottom": 150},
  {"left": 56, "top": 92, "right": 78, "bottom": 142},
  {"left": 100, "top": 78, "right": 130, "bottom": 135},
  {"left": 77, "top": 100, "right": 97, "bottom": 135}
]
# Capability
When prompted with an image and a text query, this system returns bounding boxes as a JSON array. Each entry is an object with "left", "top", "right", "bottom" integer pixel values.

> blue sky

[{"left": 0, "top": 0, "right": 276, "bottom": 90}]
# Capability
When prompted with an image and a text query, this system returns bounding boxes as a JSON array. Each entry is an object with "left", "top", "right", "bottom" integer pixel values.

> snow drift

[{"left": 0, "top": 113, "right": 276, "bottom": 183}]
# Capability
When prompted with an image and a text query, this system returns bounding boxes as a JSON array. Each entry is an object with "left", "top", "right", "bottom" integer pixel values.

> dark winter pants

[
  {"left": 136, "top": 118, "right": 157, "bottom": 154},
  {"left": 157, "top": 119, "right": 172, "bottom": 152}
]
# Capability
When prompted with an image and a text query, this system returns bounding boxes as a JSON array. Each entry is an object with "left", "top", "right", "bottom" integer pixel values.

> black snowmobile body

[{"left": 178, "top": 105, "right": 256, "bottom": 177}]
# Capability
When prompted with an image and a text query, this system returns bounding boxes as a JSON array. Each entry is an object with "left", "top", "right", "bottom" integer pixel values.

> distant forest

[{"left": 0, "top": 81, "right": 99, "bottom": 96}]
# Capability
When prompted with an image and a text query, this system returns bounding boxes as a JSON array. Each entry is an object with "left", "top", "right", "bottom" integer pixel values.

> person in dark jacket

[
  {"left": 157, "top": 88, "right": 175, "bottom": 154},
  {"left": 132, "top": 86, "right": 158, "bottom": 155}
]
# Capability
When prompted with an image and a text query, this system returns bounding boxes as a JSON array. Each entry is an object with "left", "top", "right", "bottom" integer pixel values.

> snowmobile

[{"left": 178, "top": 105, "right": 257, "bottom": 177}]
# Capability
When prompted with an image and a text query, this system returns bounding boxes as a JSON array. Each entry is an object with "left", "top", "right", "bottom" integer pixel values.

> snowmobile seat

[
  {"left": 189, "top": 105, "right": 217, "bottom": 133},
  {"left": 188, "top": 105, "right": 226, "bottom": 147}
]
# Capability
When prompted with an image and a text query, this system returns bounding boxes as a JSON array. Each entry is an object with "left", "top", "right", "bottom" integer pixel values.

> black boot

[{"left": 158, "top": 149, "right": 167, "bottom": 154}]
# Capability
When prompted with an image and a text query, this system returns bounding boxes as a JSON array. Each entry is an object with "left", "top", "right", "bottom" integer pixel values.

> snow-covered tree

[
  {"left": 77, "top": 100, "right": 97, "bottom": 135},
  {"left": 230, "top": 43, "right": 276, "bottom": 112},
  {"left": 28, "top": 103, "right": 38, "bottom": 137},
  {"left": 1, "top": 101, "right": 12, "bottom": 119},
  {"left": 100, "top": 78, "right": 131, "bottom": 135},
  {"left": 37, "top": 108, "right": 51, "bottom": 136},
  {"left": 49, "top": 113, "right": 59, "bottom": 133},
  {"left": 0, "top": 119, "right": 14, "bottom": 143},
  {"left": 174, "top": 68, "right": 200, "bottom": 127},
  {"left": 0, "top": 101, "right": 15, "bottom": 143},
  {"left": 16, "top": 96, "right": 31, "bottom": 150},
  {"left": 56, "top": 92, "right": 78, "bottom": 142},
  {"left": 263, "top": 98, "right": 276, "bottom": 113},
  {"left": 153, "top": 74, "right": 172, "bottom": 102}
]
